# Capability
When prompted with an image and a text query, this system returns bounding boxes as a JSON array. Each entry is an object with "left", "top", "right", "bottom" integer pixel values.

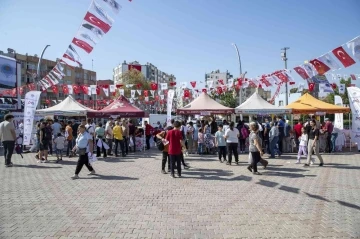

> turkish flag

[
  {"left": 184, "top": 89, "right": 190, "bottom": 98},
  {"left": 289, "top": 82, "right": 296, "bottom": 85},
  {"left": 72, "top": 37, "right": 93, "bottom": 54},
  {"left": 331, "top": 83, "right": 337, "bottom": 89},
  {"left": 310, "top": 59, "right": 330, "bottom": 75},
  {"left": 51, "top": 85, "right": 58, "bottom": 94},
  {"left": 45, "top": 99, "right": 50, "bottom": 104},
  {"left": 96, "top": 86, "right": 100, "bottom": 95},
  {"left": 150, "top": 83, "right": 158, "bottom": 90},
  {"left": 293, "top": 66, "right": 310, "bottom": 80},
  {"left": 73, "top": 85, "right": 80, "bottom": 94},
  {"left": 202, "top": 89, "right": 207, "bottom": 94},
  {"left": 308, "top": 83, "right": 315, "bottom": 92},
  {"left": 136, "top": 83, "right": 142, "bottom": 89},
  {"left": 275, "top": 72, "right": 289, "bottom": 83},
  {"left": 190, "top": 81, "right": 196, "bottom": 88},
  {"left": 62, "top": 85, "right": 69, "bottom": 94},
  {"left": 28, "top": 83, "right": 36, "bottom": 91},
  {"left": 218, "top": 79, "right": 224, "bottom": 85},
  {"left": 115, "top": 84, "right": 123, "bottom": 88},
  {"left": 350, "top": 74, "right": 357, "bottom": 80},
  {"left": 217, "top": 87, "right": 223, "bottom": 94},
  {"left": 84, "top": 12, "right": 111, "bottom": 33},
  {"left": 332, "top": 46, "right": 356, "bottom": 68},
  {"left": 128, "top": 65, "right": 141, "bottom": 72},
  {"left": 82, "top": 85, "right": 89, "bottom": 94},
  {"left": 143, "top": 90, "right": 148, "bottom": 97}
]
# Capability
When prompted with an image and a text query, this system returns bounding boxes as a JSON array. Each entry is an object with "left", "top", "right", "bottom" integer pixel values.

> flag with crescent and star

[{"left": 332, "top": 46, "right": 356, "bottom": 68}]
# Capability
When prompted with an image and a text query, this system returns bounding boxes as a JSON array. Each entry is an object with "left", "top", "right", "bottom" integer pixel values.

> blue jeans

[
  {"left": 270, "top": 136, "right": 279, "bottom": 158},
  {"left": 331, "top": 133, "right": 338, "bottom": 152},
  {"left": 198, "top": 143, "right": 203, "bottom": 154}
]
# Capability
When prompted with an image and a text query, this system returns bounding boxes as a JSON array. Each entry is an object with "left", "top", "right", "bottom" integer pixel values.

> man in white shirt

[
  {"left": 105, "top": 121, "right": 114, "bottom": 155},
  {"left": 86, "top": 118, "right": 95, "bottom": 152},
  {"left": 52, "top": 119, "right": 62, "bottom": 137},
  {"left": 0, "top": 114, "right": 17, "bottom": 167}
]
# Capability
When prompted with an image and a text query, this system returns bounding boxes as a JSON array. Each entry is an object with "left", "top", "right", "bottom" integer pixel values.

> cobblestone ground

[{"left": 0, "top": 149, "right": 359, "bottom": 239}]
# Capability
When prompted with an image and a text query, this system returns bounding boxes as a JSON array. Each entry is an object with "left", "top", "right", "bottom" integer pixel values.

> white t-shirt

[
  {"left": 299, "top": 134, "right": 307, "bottom": 146},
  {"left": 105, "top": 124, "right": 113, "bottom": 139},
  {"left": 225, "top": 128, "right": 239, "bottom": 143},
  {"left": 54, "top": 136, "right": 66, "bottom": 149}
]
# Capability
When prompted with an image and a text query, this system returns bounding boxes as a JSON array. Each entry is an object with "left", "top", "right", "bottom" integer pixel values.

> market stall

[
  {"left": 87, "top": 96, "right": 145, "bottom": 118},
  {"left": 176, "top": 92, "right": 234, "bottom": 115},
  {"left": 285, "top": 93, "right": 350, "bottom": 114},
  {"left": 36, "top": 95, "right": 96, "bottom": 116},
  {"left": 235, "top": 92, "right": 292, "bottom": 115}
]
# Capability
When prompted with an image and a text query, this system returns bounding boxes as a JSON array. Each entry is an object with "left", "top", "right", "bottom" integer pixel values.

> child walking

[
  {"left": 53, "top": 133, "right": 65, "bottom": 163},
  {"left": 198, "top": 128, "right": 204, "bottom": 155},
  {"left": 296, "top": 127, "right": 307, "bottom": 164}
]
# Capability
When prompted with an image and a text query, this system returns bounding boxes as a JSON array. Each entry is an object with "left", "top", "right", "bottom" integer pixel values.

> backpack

[
  {"left": 241, "top": 126, "right": 249, "bottom": 139},
  {"left": 43, "top": 127, "right": 52, "bottom": 140}
]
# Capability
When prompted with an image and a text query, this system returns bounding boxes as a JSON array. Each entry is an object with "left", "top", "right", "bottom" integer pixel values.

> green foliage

[
  {"left": 113, "top": 69, "right": 151, "bottom": 99},
  {"left": 323, "top": 78, "right": 350, "bottom": 105},
  {"left": 209, "top": 90, "right": 237, "bottom": 108}
]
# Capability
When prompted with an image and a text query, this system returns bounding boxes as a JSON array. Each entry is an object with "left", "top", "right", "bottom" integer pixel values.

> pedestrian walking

[
  {"left": 215, "top": 124, "right": 226, "bottom": 163},
  {"left": 304, "top": 120, "right": 324, "bottom": 167},
  {"left": 65, "top": 121, "right": 73, "bottom": 158},
  {"left": 113, "top": 121, "right": 125, "bottom": 157},
  {"left": 224, "top": 122, "right": 239, "bottom": 165},
  {"left": 197, "top": 128, "right": 204, "bottom": 155},
  {"left": 71, "top": 125, "right": 95, "bottom": 179},
  {"left": 95, "top": 123, "right": 107, "bottom": 158},
  {"left": 0, "top": 114, "right": 16, "bottom": 167},
  {"left": 296, "top": 127, "right": 307, "bottom": 164},
  {"left": 39, "top": 121, "right": 51, "bottom": 163},
  {"left": 157, "top": 126, "right": 172, "bottom": 174},
  {"left": 53, "top": 133, "right": 65, "bottom": 163},
  {"left": 166, "top": 121, "right": 186, "bottom": 178},
  {"left": 105, "top": 121, "right": 114, "bottom": 156},
  {"left": 247, "top": 122, "right": 264, "bottom": 175}
]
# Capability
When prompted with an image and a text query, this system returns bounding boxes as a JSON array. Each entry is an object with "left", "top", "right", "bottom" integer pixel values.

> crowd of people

[{"left": 0, "top": 112, "right": 342, "bottom": 178}]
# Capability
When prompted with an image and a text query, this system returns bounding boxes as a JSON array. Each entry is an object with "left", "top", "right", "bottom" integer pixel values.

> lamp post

[
  {"left": 35, "top": 45, "right": 50, "bottom": 109},
  {"left": 231, "top": 43, "right": 243, "bottom": 105},
  {"left": 281, "top": 47, "right": 290, "bottom": 106}
]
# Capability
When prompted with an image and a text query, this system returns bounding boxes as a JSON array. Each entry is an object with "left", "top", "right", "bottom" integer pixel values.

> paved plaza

[{"left": 0, "top": 150, "right": 360, "bottom": 239}]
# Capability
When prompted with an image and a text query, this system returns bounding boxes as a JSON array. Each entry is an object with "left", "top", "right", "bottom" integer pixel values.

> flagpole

[
  {"left": 36, "top": 45, "right": 51, "bottom": 109},
  {"left": 93, "top": 59, "right": 97, "bottom": 110},
  {"left": 281, "top": 47, "right": 290, "bottom": 106}
]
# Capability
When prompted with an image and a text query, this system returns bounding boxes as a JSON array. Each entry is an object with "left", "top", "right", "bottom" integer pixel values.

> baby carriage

[{"left": 15, "top": 135, "right": 23, "bottom": 158}]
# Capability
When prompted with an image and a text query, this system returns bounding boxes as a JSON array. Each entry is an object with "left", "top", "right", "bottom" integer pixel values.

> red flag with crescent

[
  {"left": 308, "top": 83, "right": 315, "bottom": 92},
  {"left": 202, "top": 89, "right": 207, "bottom": 94},
  {"left": 84, "top": 12, "right": 111, "bottom": 33},
  {"left": 72, "top": 37, "right": 93, "bottom": 53},
  {"left": 310, "top": 59, "right": 330, "bottom": 75},
  {"left": 190, "top": 81, "right": 196, "bottom": 88},
  {"left": 293, "top": 66, "right": 310, "bottom": 80},
  {"left": 332, "top": 46, "right": 356, "bottom": 67}
]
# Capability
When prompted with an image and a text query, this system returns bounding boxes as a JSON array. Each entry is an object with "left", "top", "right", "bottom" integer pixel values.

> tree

[
  {"left": 209, "top": 90, "right": 237, "bottom": 108},
  {"left": 113, "top": 69, "right": 151, "bottom": 99},
  {"left": 323, "top": 78, "right": 350, "bottom": 105}
]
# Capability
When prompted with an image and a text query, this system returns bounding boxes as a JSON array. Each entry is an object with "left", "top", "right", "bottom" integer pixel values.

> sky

[{"left": 1, "top": 0, "right": 360, "bottom": 92}]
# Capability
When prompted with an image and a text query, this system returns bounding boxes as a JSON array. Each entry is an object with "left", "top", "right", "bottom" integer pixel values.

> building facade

[
  {"left": 113, "top": 61, "right": 176, "bottom": 85},
  {"left": 205, "top": 70, "right": 233, "bottom": 87},
  {"left": 0, "top": 48, "right": 108, "bottom": 109}
]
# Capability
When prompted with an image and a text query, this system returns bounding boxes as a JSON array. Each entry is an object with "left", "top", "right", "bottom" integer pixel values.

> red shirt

[
  {"left": 145, "top": 124, "right": 153, "bottom": 136},
  {"left": 325, "top": 122, "right": 333, "bottom": 134},
  {"left": 165, "top": 129, "right": 183, "bottom": 155},
  {"left": 294, "top": 123, "right": 302, "bottom": 138}
]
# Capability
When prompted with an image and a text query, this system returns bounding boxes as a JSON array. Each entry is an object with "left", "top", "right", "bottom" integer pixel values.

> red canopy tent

[{"left": 87, "top": 96, "right": 145, "bottom": 118}]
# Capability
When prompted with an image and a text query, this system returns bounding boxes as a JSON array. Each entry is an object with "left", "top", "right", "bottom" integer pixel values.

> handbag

[
  {"left": 156, "top": 140, "right": 165, "bottom": 151},
  {"left": 77, "top": 148, "right": 87, "bottom": 156}
]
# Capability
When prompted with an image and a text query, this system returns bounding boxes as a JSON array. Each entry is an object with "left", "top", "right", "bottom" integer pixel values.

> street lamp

[
  {"left": 281, "top": 47, "right": 290, "bottom": 105},
  {"left": 36, "top": 45, "right": 50, "bottom": 109}
]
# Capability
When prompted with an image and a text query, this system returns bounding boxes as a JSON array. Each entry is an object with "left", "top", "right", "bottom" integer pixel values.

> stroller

[{"left": 15, "top": 135, "right": 23, "bottom": 158}]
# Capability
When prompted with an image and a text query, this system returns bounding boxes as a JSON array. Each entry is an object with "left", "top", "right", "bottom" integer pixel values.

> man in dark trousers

[
  {"left": 166, "top": 121, "right": 186, "bottom": 178},
  {"left": 144, "top": 121, "right": 153, "bottom": 150}
]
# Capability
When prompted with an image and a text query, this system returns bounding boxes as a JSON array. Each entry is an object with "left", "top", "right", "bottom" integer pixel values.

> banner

[
  {"left": 166, "top": 89, "right": 175, "bottom": 126},
  {"left": 0, "top": 55, "right": 17, "bottom": 91},
  {"left": 23, "top": 91, "right": 41, "bottom": 145},
  {"left": 347, "top": 87, "right": 360, "bottom": 150},
  {"left": 334, "top": 95, "right": 344, "bottom": 130}
]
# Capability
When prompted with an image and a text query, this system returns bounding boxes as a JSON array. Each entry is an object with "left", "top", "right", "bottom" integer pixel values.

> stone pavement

[{"left": 0, "top": 149, "right": 360, "bottom": 239}]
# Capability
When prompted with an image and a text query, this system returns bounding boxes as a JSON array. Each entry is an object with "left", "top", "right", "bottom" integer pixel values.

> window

[
  {"left": 75, "top": 72, "right": 81, "bottom": 78},
  {"left": 66, "top": 69, "right": 71, "bottom": 76},
  {"left": 279, "top": 100, "right": 284, "bottom": 106},
  {"left": 21, "top": 76, "right": 25, "bottom": 83},
  {"left": 84, "top": 72, "right": 88, "bottom": 80},
  {"left": 215, "top": 76, "right": 218, "bottom": 79},
  {"left": 27, "top": 63, "right": 36, "bottom": 70}
]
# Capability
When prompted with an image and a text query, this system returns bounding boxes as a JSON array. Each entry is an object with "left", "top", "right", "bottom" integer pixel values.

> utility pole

[
  {"left": 232, "top": 43, "right": 243, "bottom": 105},
  {"left": 281, "top": 47, "right": 290, "bottom": 106}
]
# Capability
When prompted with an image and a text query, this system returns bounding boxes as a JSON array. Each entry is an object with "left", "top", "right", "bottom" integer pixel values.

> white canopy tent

[
  {"left": 36, "top": 95, "right": 96, "bottom": 116},
  {"left": 235, "top": 92, "right": 292, "bottom": 115}
]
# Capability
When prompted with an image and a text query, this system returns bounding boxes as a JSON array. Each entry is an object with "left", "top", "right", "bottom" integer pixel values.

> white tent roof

[
  {"left": 235, "top": 92, "right": 292, "bottom": 114},
  {"left": 36, "top": 95, "right": 96, "bottom": 116}
]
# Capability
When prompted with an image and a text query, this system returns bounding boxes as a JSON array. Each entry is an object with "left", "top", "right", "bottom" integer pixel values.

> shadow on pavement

[
  {"left": 13, "top": 164, "right": 62, "bottom": 169},
  {"left": 256, "top": 179, "right": 279, "bottom": 188},
  {"left": 81, "top": 174, "right": 139, "bottom": 181},
  {"left": 304, "top": 192, "right": 331, "bottom": 202},
  {"left": 279, "top": 185, "right": 300, "bottom": 194},
  {"left": 337, "top": 200, "right": 360, "bottom": 211},
  {"left": 102, "top": 158, "right": 135, "bottom": 163},
  {"left": 262, "top": 171, "right": 317, "bottom": 178},
  {"left": 264, "top": 167, "right": 309, "bottom": 173}
]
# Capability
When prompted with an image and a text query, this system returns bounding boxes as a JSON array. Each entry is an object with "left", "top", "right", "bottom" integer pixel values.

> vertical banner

[
  {"left": 347, "top": 87, "right": 360, "bottom": 149},
  {"left": 334, "top": 95, "right": 344, "bottom": 129},
  {"left": 23, "top": 91, "right": 41, "bottom": 145},
  {"left": 166, "top": 89, "right": 175, "bottom": 126}
]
